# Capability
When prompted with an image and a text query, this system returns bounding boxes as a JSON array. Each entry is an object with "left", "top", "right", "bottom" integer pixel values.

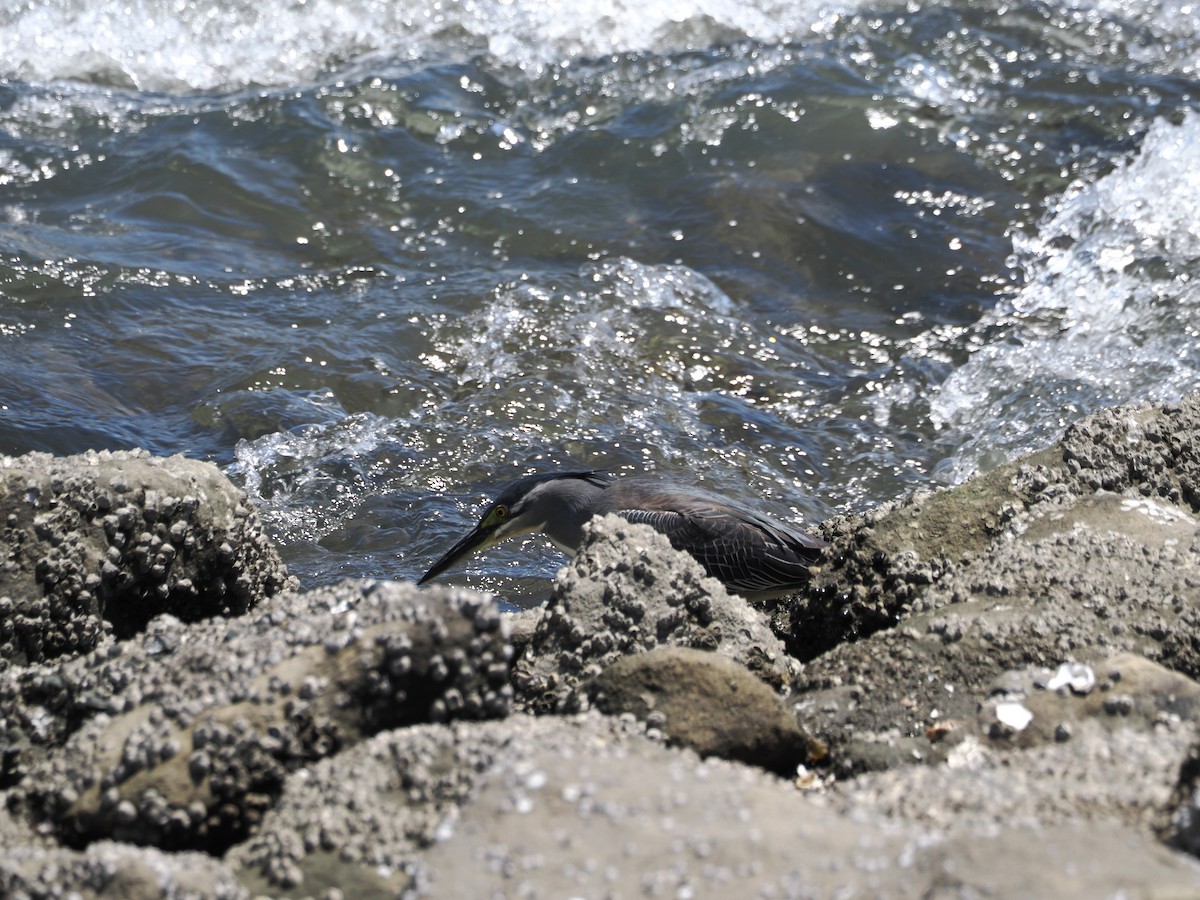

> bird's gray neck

[{"left": 540, "top": 477, "right": 609, "bottom": 556}]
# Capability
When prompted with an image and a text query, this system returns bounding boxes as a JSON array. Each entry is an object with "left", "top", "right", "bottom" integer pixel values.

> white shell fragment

[
  {"left": 1046, "top": 662, "right": 1096, "bottom": 696},
  {"left": 994, "top": 701, "right": 1034, "bottom": 732}
]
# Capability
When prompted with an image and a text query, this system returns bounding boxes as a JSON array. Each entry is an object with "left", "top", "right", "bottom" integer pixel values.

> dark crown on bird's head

[{"left": 492, "top": 470, "right": 610, "bottom": 514}]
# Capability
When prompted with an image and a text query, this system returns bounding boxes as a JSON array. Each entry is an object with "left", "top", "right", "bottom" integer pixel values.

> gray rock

[
  {"left": 0, "top": 449, "right": 292, "bottom": 669},
  {"left": 893, "top": 821, "right": 1200, "bottom": 900},
  {"left": 2, "top": 800, "right": 246, "bottom": 897},
  {"left": 773, "top": 452, "right": 1055, "bottom": 663},
  {"left": 0, "top": 838, "right": 247, "bottom": 900},
  {"left": 403, "top": 715, "right": 1200, "bottom": 897},
  {"left": 1062, "top": 395, "right": 1200, "bottom": 504},
  {"left": 8, "top": 398, "right": 1200, "bottom": 896},
  {"left": 225, "top": 712, "right": 914, "bottom": 896},
  {"left": 5, "top": 580, "right": 512, "bottom": 852},
  {"left": 777, "top": 394, "right": 1200, "bottom": 665},
  {"left": 839, "top": 712, "right": 1196, "bottom": 836},
  {"left": 588, "top": 646, "right": 809, "bottom": 775},
  {"left": 781, "top": 397, "right": 1200, "bottom": 776},
  {"left": 501, "top": 606, "right": 541, "bottom": 660},
  {"left": 227, "top": 715, "right": 568, "bottom": 894},
  {"left": 4, "top": 707, "right": 1196, "bottom": 900},
  {"left": 514, "top": 514, "right": 795, "bottom": 713},
  {"left": 976, "top": 653, "right": 1200, "bottom": 751},
  {"left": 791, "top": 508, "right": 1200, "bottom": 773}
]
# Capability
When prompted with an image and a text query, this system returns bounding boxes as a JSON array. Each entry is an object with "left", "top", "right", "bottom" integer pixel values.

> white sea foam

[
  {"left": 0, "top": 0, "right": 839, "bottom": 92},
  {"left": 928, "top": 112, "right": 1200, "bottom": 482},
  {"left": 7, "top": 0, "right": 1198, "bottom": 93}
]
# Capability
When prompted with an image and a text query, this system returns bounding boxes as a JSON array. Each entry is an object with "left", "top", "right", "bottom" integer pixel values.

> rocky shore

[{"left": 5, "top": 396, "right": 1200, "bottom": 897}]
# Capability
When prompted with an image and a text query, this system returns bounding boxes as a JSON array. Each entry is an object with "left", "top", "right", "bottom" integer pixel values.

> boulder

[
  {"left": 514, "top": 514, "right": 795, "bottom": 713},
  {"left": 588, "top": 646, "right": 809, "bottom": 775},
  {"left": 232, "top": 711, "right": 1200, "bottom": 898},
  {"left": 4, "top": 580, "right": 512, "bottom": 852},
  {"left": 0, "top": 450, "right": 292, "bottom": 668},
  {"left": 779, "top": 397, "right": 1200, "bottom": 775}
]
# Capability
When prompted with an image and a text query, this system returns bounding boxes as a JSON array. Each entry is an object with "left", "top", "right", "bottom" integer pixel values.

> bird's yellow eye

[{"left": 494, "top": 505, "right": 508, "bottom": 520}]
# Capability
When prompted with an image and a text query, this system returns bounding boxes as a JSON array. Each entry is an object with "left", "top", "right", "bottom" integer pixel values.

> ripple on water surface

[{"left": 2, "top": 0, "right": 1200, "bottom": 599}]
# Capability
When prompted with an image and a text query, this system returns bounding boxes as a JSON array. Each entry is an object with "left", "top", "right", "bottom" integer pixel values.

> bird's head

[{"left": 417, "top": 470, "right": 609, "bottom": 584}]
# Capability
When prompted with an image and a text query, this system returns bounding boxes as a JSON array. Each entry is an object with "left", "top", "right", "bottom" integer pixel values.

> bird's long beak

[{"left": 417, "top": 519, "right": 499, "bottom": 585}]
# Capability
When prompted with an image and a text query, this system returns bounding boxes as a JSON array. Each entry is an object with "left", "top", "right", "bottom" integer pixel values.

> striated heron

[{"left": 417, "top": 471, "right": 827, "bottom": 600}]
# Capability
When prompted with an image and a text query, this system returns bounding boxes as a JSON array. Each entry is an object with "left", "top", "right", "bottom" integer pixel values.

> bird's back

[{"left": 593, "top": 476, "right": 826, "bottom": 600}]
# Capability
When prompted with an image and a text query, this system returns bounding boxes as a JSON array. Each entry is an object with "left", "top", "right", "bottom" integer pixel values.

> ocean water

[{"left": 1, "top": 0, "right": 1198, "bottom": 605}]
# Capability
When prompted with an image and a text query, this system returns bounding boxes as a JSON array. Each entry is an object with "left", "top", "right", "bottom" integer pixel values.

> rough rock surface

[
  {"left": 588, "top": 645, "right": 809, "bottom": 775},
  {"left": 228, "top": 711, "right": 1200, "bottom": 898},
  {"left": 778, "top": 392, "right": 1200, "bottom": 663},
  {"left": 835, "top": 654, "right": 1200, "bottom": 831},
  {"left": 227, "top": 715, "right": 599, "bottom": 894},
  {"left": 4, "top": 580, "right": 512, "bottom": 852},
  {"left": 1161, "top": 741, "right": 1200, "bottom": 858},
  {"left": 240, "top": 710, "right": 1200, "bottom": 899},
  {"left": 0, "top": 449, "right": 292, "bottom": 669},
  {"left": 1, "top": 837, "right": 246, "bottom": 900},
  {"left": 7, "top": 397, "right": 1200, "bottom": 897},
  {"left": 779, "top": 394, "right": 1200, "bottom": 776},
  {"left": 2, "top": 784, "right": 248, "bottom": 898},
  {"left": 514, "top": 514, "right": 795, "bottom": 713}
]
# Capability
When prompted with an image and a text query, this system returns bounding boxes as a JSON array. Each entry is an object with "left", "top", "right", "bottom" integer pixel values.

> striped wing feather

[{"left": 612, "top": 490, "right": 824, "bottom": 596}]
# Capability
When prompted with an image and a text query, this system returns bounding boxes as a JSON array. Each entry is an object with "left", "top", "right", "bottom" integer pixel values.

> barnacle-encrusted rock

[
  {"left": 774, "top": 450, "right": 1063, "bottom": 663},
  {"left": 791, "top": 516, "right": 1200, "bottom": 774},
  {"left": 974, "top": 654, "right": 1200, "bottom": 750},
  {"left": 230, "top": 712, "right": 832, "bottom": 895},
  {"left": 777, "top": 395, "right": 1200, "bottom": 664},
  {"left": 228, "top": 716, "right": 557, "bottom": 894},
  {"left": 513, "top": 515, "right": 795, "bottom": 713},
  {"left": 6, "top": 397, "right": 1200, "bottom": 896},
  {"left": 0, "top": 449, "right": 292, "bottom": 668},
  {"left": 1, "top": 789, "right": 245, "bottom": 896},
  {"left": 231, "top": 711, "right": 1200, "bottom": 898},
  {"left": 768, "top": 397, "right": 1200, "bottom": 776},
  {"left": 1062, "top": 394, "right": 1200, "bottom": 505},
  {"left": 837, "top": 661, "right": 1199, "bottom": 838},
  {"left": 1160, "top": 741, "right": 1200, "bottom": 858},
  {"left": 0, "top": 837, "right": 247, "bottom": 899},
  {"left": 5, "top": 580, "right": 512, "bottom": 852}
]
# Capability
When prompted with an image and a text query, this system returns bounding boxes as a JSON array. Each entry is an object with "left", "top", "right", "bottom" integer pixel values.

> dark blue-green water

[{"left": 2, "top": 0, "right": 1199, "bottom": 604}]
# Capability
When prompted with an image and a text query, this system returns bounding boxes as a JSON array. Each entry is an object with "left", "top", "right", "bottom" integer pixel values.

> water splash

[
  {"left": 1, "top": 0, "right": 840, "bottom": 92},
  {"left": 927, "top": 112, "right": 1200, "bottom": 482}
]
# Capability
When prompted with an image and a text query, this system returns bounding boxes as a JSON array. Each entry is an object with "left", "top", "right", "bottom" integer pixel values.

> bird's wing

[{"left": 616, "top": 497, "right": 824, "bottom": 596}]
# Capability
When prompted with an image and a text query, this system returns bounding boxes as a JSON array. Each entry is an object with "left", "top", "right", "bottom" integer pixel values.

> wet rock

[
  {"left": 780, "top": 398, "right": 1200, "bottom": 776},
  {"left": 513, "top": 515, "right": 795, "bottom": 713},
  {"left": 587, "top": 646, "right": 808, "bottom": 775},
  {"left": 4, "top": 580, "right": 512, "bottom": 852},
  {"left": 0, "top": 449, "right": 292, "bottom": 668},
  {"left": 1062, "top": 394, "right": 1200, "bottom": 506},
  {"left": 774, "top": 447, "right": 1065, "bottom": 663}
]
